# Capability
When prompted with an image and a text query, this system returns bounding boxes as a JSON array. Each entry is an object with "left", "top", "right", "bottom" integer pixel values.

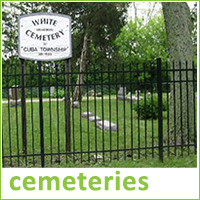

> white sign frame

[{"left": 18, "top": 13, "right": 72, "bottom": 61}]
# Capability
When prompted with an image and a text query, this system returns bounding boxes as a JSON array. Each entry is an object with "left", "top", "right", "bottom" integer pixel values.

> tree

[
  {"left": 115, "top": 14, "right": 168, "bottom": 91},
  {"left": 50, "top": 2, "right": 129, "bottom": 101},
  {"left": 162, "top": 2, "right": 196, "bottom": 144},
  {"left": 191, "top": 2, "right": 197, "bottom": 57},
  {"left": 115, "top": 15, "right": 168, "bottom": 64},
  {"left": 2, "top": 2, "right": 49, "bottom": 87},
  {"left": 132, "top": 2, "right": 138, "bottom": 23}
]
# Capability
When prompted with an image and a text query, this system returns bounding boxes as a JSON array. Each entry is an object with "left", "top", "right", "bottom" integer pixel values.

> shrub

[
  {"left": 52, "top": 90, "right": 65, "bottom": 98},
  {"left": 42, "top": 91, "right": 50, "bottom": 98},
  {"left": 162, "top": 95, "right": 168, "bottom": 112},
  {"left": 25, "top": 88, "right": 38, "bottom": 98},
  {"left": 133, "top": 94, "right": 167, "bottom": 119}
]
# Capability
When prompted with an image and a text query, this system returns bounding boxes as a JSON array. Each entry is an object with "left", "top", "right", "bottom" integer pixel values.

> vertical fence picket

[
  {"left": 143, "top": 63, "right": 147, "bottom": 158},
  {"left": 115, "top": 64, "right": 119, "bottom": 161},
  {"left": 150, "top": 62, "right": 155, "bottom": 158},
  {"left": 65, "top": 59, "right": 71, "bottom": 155},
  {"left": 38, "top": 61, "right": 45, "bottom": 167},
  {"left": 166, "top": 62, "right": 170, "bottom": 157},
  {"left": 179, "top": 61, "right": 183, "bottom": 156},
  {"left": 136, "top": 63, "right": 141, "bottom": 159},
  {"left": 29, "top": 64, "right": 35, "bottom": 166},
  {"left": 185, "top": 61, "right": 190, "bottom": 155},
  {"left": 14, "top": 64, "right": 20, "bottom": 166},
  {"left": 157, "top": 58, "right": 163, "bottom": 162},
  {"left": 48, "top": 64, "right": 53, "bottom": 164},
  {"left": 172, "top": 61, "right": 177, "bottom": 156},
  {"left": 192, "top": 61, "right": 197, "bottom": 154}
]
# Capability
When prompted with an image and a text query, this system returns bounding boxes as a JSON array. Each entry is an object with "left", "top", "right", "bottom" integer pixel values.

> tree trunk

[
  {"left": 162, "top": 3, "right": 196, "bottom": 144},
  {"left": 133, "top": 2, "right": 137, "bottom": 23},
  {"left": 73, "top": 33, "right": 88, "bottom": 102}
]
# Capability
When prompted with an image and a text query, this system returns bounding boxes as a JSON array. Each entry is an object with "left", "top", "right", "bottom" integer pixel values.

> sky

[{"left": 128, "top": 2, "right": 197, "bottom": 23}]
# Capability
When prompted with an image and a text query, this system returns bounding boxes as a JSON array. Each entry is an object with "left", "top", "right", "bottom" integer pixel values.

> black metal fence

[{"left": 2, "top": 58, "right": 197, "bottom": 167}]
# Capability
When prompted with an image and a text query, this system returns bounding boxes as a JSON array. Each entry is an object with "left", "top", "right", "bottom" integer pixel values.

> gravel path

[{"left": 2, "top": 96, "right": 119, "bottom": 104}]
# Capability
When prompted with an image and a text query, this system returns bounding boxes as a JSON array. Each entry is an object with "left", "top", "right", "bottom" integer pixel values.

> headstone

[
  {"left": 134, "top": 90, "right": 141, "bottom": 101},
  {"left": 96, "top": 92, "right": 102, "bottom": 97},
  {"left": 87, "top": 89, "right": 95, "bottom": 97},
  {"left": 93, "top": 154, "right": 103, "bottom": 161},
  {"left": 71, "top": 101, "right": 79, "bottom": 108},
  {"left": 96, "top": 120, "right": 117, "bottom": 131},
  {"left": 10, "top": 85, "right": 21, "bottom": 107},
  {"left": 82, "top": 112, "right": 93, "bottom": 118},
  {"left": 127, "top": 92, "right": 132, "bottom": 100},
  {"left": 135, "top": 90, "right": 141, "bottom": 97},
  {"left": 117, "top": 87, "right": 126, "bottom": 100},
  {"left": 10, "top": 99, "right": 21, "bottom": 107},
  {"left": 9, "top": 88, "right": 12, "bottom": 98},
  {"left": 50, "top": 86, "right": 55, "bottom": 97},
  {"left": 88, "top": 116, "right": 101, "bottom": 122},
  {"left": 146, "top": 92, "right": 151, "bottom": 96}
]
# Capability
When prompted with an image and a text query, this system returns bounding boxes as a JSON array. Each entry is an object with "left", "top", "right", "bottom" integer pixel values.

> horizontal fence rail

[{"left": 2, "top": 58, "right": 197, "bottom": 167}]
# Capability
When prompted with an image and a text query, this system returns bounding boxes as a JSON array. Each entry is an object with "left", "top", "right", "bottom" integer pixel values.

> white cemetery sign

[{"left": 18, "top": 13, "right": 72, "bottom": 61}]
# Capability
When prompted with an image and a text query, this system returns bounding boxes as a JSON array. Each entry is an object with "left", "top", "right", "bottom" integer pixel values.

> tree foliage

[
  {"left": 2, "top": 2, "right": 196, "bottom": 95},
  {"left": 115, "top": 15, "right": 168, "bottom": 64},
  {"left": 114, "top": 15, "right": 169, "bottom": 91},
  {"left": 48, "top": 2, "right": 129, "bottom": 66}
]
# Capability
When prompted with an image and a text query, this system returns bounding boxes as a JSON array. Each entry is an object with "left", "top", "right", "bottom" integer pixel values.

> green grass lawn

[
  {"left": 2, "top": 98, "right": 197, "bottom": 167},
  {"left": 50, "top": 155, "right": 197, "bottom": 168}
]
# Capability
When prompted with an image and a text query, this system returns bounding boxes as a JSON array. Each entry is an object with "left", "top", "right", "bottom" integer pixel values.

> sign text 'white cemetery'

[{"left": 18, "top": 13, "right": 72, "bottom": 61}]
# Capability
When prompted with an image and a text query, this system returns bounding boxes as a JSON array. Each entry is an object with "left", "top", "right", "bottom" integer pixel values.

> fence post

[
  {"left": 20, "top": 59, "right": 27, "bottom": 155},
  {"left": 157, "top": 58, "right": 163, "bottom": 162},
  {"left": 38, "top": 61, "right": 45, "bottom": 167}
]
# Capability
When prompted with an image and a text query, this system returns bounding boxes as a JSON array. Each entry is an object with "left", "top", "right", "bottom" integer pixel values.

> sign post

[
  {"left": 18, "top": 13, "right": 72, "bottom": 167},
  {"left": 20, "top": 59, "right": 27, "bottom": 158}
]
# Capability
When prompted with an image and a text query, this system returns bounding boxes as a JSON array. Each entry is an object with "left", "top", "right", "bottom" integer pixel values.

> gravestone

[
  {"left": 135, "top": 90, "right": 141, "bottom": 97},
  {"left": 82, "top": 112, "right": 93, "bottom": 118},
  {"left": 134, "top": 90, "right": 141, "bottom": 100},
  {"left": 93, "top": 154, "right": 103, "bottom": 161},
  {"left": 10, "top": 85, "right": 21, "bottom": 107},
  {"left": 87, "top": 89, "right": 95, "bottom": 97},
  {"left": 117, "top": 87, "right": 126, "bottom": 100},
  {"left": 96, "top": 120, "right": 117, "bottom": 131},
  {"left": 71, "top": 101, "right": 79, "bottom": 108},
  {"left": 127, "top": 92, "right": 132, "bottom": 100},
  {"left": 50, "top": 86, "right": 55, "bottom": 97},
  {"left": 96, "top": 92, "right": 102, "bottom": 97},
  {"left": 146, "top": 92, "right": 151, "bottom": 96},
  {"left": 9, "top": 88, "right": 12, "bottom": 98},
  {"left": 88, "top": 116, "right": 101, "bottom": 122},
  {"left": 128, "top": 92, "right": 132, "bottom": 97}
]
